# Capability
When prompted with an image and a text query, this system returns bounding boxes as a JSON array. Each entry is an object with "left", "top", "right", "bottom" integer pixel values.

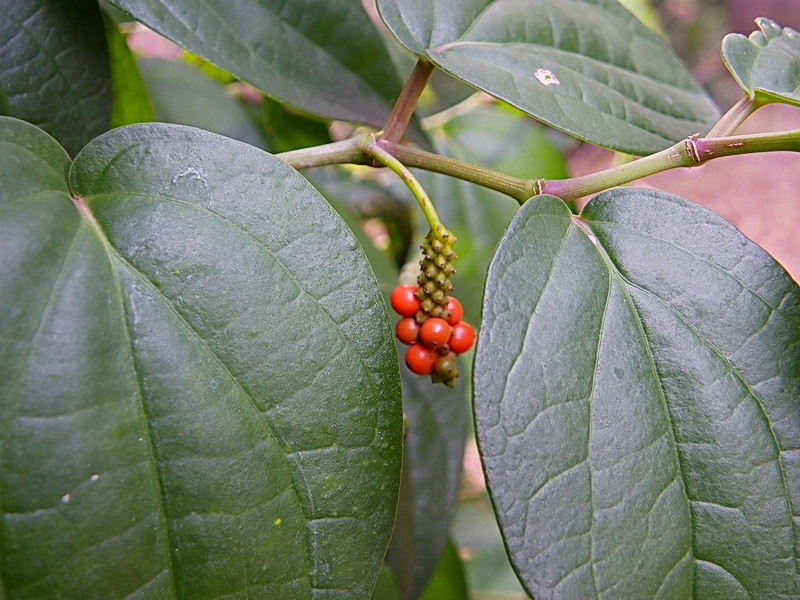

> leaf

[
  {"left": 420, "top": 106, "right": 568, "bottom": 324},
  {"left": 262, "top": 98, "right": 332, "bottom": 154},
  {"left": 0, "top": 0, "right": 111, "bottom": 155},
  {"left": 722, "top": 18, "right": 800, "bottom": 107},
  {"left": 387, "top": 363, "right": 468, "bottom": 599},
  {"left": 451, "top": 496, "right": 529, "bottom": 598},
  {"left": 102, "top": 10, "right": 155, "bottom": 127},
  {"left": 138, "top": 58, "right": 268, "bottom": 149},
  {"left": 474, "top": 190, "right": 800, "bottom": 598},
  {"left": 320, "top": 189, "right": 400, "bottom": 303},
  {"left": 377, "top": 0, "right": 719, "bottom": 155},
  {"left": 419, "top": 539, "right": 470, "bottom": 600},
  {"left": 108, "top": 0, "right": 408, "bottom": 131},
  {"left": 0, "top": 116, "right": 402, "bottom": 599},
  {"left": 372, "top": 565, "right": 403, "bottom": 600},
  {"left": 616, "top": 0, "right": 663, "bottom": 34}
]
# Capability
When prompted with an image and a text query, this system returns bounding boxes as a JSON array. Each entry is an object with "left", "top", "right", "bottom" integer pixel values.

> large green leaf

[
  {"left": 109, "top": 0, "right": 407, "bottom": 131},
  {"left": 0, "top": 0, "right": 111, "bottom": 155},
  {"left": 474, "top": 190, "right": 800, "bottom": 598},
  {"left": 0, "top": 117, "right": 402, "bottom": 598},
  {"left": 377, "top": 0, "right": 719, "bottom": 155},
  {"left": 722, "top": 18, "right": 800, "bottom": 107},
  {"left": 420, "top": 106, "right": 568, "bottom": 325},
  {"left": 138, "top": 58, "right": 267, "bottom": 149}
]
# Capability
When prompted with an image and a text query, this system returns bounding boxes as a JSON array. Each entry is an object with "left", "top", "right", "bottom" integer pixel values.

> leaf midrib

[
  {"left": 104, "top": 227, "right": 182, "bottom": 600},
  {"left": 579, "top": 219, "right": 699, "bottom": 596},
  {"left": 74, "top": 196, "right": 319, "bottom": 594},
  {"left": 83, "top": 190, "right": 387, "bottom": 391},
  {"left": 583, "top": 218, "right": 797, "bottom": 594}
]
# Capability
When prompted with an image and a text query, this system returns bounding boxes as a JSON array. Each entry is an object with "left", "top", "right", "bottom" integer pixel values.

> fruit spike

[{"left": 416, "top": 227, "right": 457, "bottom": 321}]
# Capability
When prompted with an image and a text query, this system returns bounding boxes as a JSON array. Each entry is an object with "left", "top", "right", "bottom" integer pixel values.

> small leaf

[
  {"left": 102, "top": 10, "right": 155, "bottom": 127},
  {"left": 475, "top": 190, "right": 800, "bottom": 598},
  {"left": 109, "top": 0, "right": 408, "bottom": 130},
  {"left": 0, "top": 0, "right": 111, "bottom": 155},
  {"left": 722, "top": 18, "right": 800, "bottom": 107},
  {"left": 138, "top": 58, "right": 267, "bottom": 149},
  {"left": 377, "top": 0, "right": 719, "bottom": 154},
  {"left": 0, "top": 117, "right": 402, "bottom": 598}
]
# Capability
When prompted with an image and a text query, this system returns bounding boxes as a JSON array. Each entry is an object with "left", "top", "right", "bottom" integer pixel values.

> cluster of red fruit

[{"left": 390, "top": 283, "right": 475, "bottom": 381}]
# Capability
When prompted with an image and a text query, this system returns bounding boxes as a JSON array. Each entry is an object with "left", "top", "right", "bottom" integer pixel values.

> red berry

[
  {"left": 391, "top": 284, "right": 421, "bottom": 317},
  {"left": 444, "top": 296, "right": 463, "bottom": 325},
  {"left": 395, "top": 317, "right": 420, "bottom": 345},
  {"left": 405, "top": 344, "right": 437, "bottom": 375},
  {"left": 449, "top": 321, "right": 475, "bottom": 354},
  {"left": 419, "top": 317, "right": 452, "bottom": 349}
]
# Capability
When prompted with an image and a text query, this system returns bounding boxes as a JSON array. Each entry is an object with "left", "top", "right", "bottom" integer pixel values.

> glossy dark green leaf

[
  {"left": 321, "top": 192, "right": 399, "bottom": 304},
  {"left": 387, "top": 363, "right": 468, "bottom": 599},
  {"left": 0, "top": 116, "right": 402, "bottom": 598},
  {"left": 138, "top": 58, "right": 267, "bottom": 149},
  {"left": 722, "top": 18, "right": 800, "bottom": 107},
  {"left": 0, "top": 0, "right": 111, "bottom": 155},
  {"left": 420, "top": 106, "right": 568, "bottom": 325},
  {"left": 475, "top": 190, "right": 800, "bottom": 598},
  {"left": 102, "top": 10, "right": 155, "bottom": 127},
  {"left": 377, "top": 0, "right": 719, "bottom": 154},
  {"left": 109, "top": 0, "right": 407, "bottom": 130}
]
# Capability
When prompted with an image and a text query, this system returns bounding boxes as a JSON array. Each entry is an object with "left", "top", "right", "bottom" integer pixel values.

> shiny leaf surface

[
  {"left": 377, "top": 0, "right": 719, "bottom": 154},
  {"left": 475, "top": 190, "right": 800, "bottom": 598},
  {"left": 0, "top": 117, "right": 402, "bottom": 599},
  {"left": 0, "top": 0, "right": 111, "bottom": 155},
  {"left": 109, "top": 0, "right": 407, "bottom": 129}
]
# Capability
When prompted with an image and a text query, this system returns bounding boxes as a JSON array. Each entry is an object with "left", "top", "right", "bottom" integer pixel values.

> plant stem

[
  {"left": 381, "top": 59, "right": 435, "bottom": 144},
  {"left": 360, "top": 137, "right": 444, "bottom": 231},
  {"left": 275, "top": 137, "right": 368, "bottom": 169},
  {"left": 278, "top": 127, "right": 800, "bottom": 206},
  {"left": 542, "top": 128, "right": 800, "bottom": 202},
  {"left": 706, "top": 96, "right": 761, "bottom": 138},
  {"left": 378, "top": 140, "right": 535, "bottom": 203}
]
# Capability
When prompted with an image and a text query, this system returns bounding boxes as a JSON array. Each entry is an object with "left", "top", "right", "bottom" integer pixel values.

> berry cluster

[{"left": 390, "top": 283, "right": 475, "bottom": 386}]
